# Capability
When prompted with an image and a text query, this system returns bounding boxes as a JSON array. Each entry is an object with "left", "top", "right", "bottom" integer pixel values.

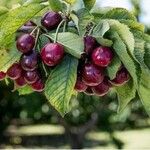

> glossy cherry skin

[
  {"left": 31, "top": 79, "right": 45, "bottom": 92},
  {"left": 16, "top": 34, "right": 35, "bottom": 53},
  {"left": 41, "top": 43, "right": 64, "bottom": 66},
  {"left": 7, "top": 63, "right": 22, "bottom": 80},
  {"left": 20, "top": 51, "right": 38, "bottom": 71},
  {"left": 110, "top": 67, "right": 130, "bottom": 86},
  {"left": 92, "top": 46, "right": 113, "bottom": 67},
  {"left": 41, "top": 11, "right": 62, "bottom": 30},
  {"left": 84, "top": 36, "right": 97, "bottom": 55},
  {"left": 24, "top": 70, "right": 39, "bottom": 84},
  {"left": 92, "top": 78, "right": 110, "bottom": 96},
  {"left": 82, "top": 63, "right": 104, "bottom": 86},
  {"left": 74, "top": 77, "right": 87, "bottom": 92},
  {"left": 84, "top": 87, "right": 94, "bottom": 96},
  {"left": 0, "top": 71, "right": 6, "bottom": 81},
  {"left": 15, "top": 75, "right": 26, "bottom": 87}
]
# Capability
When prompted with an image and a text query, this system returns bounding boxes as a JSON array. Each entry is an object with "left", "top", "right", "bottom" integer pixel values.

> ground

[{"left": 1, "top": 124, "right": 150, "bottom": 149}]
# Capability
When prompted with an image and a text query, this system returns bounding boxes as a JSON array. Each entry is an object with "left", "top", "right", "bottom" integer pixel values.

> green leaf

[
  {"left": 48, "top": 32, "right": 84, "bottom": 58},
  {"left": 70, "top": 13, "right": 79, "bottom": 33},
  {"left": 0, "top": 3, "right": 45, "bottom": 48},
  {"left": 0, "top": 44, "right": 21, "bottom": 72},
  {"left": 94, "top": 37, "right": 113, "bottom": 47},
  {"left": 48, "top": 0, "right": 62, "bottom": 12},
  {"left": 62, "top": 0, "right": 76, "bottom": 5},
  {"left": 107, "top": 19, "right": 135, "bottom": 60},
  {"left": 18, "top": 85, "right": 33, "bottom": 95},
  {"left": 138, "top": 69, "right": 150, "bottom": 116},
  {"left": 92, "top": 20, "right": 110, "bottom": 37},
  {"left": 91, "top": 7, "right": 136, "bottom": 21},
  {"left": 77, "top": 8, "right": 94, "bottom": 36},
  {"left": 23, "top": 0, "right": 47, "bottom": 6},
  {"left": 0, "top": 6, "right": 8, "bottom": 16},
  {"left": 83, "top": 0, "right": 96, "bottom": 10},
  {"left": 45, "top": 55, "right": 78, "bottom": 116},
  {"left": 120, "top": 19, "right": 145, "bottom": 32},
  {"left": 116, "top": 79, "right": 136, "bottom": 113},
  {"left": 144, "top": 42, "right": 150, "bottom": 70},
  {"left": 110, "top": 32, "right": 138, "bottom": 87},
  {"left": 106, "top": 55, "right": 122, "bottom": 80}
]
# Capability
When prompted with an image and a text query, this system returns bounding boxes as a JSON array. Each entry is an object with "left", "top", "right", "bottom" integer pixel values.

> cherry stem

[
  {"left": 30, "top": 26, "right": 39, "bottom": 36},
  {"left": 88, "top": 25, "right": 95, "bottom": 36},
  {"left": 34, "top": 28, "right": 41, "bottom": 49},
  {"left": 42, "top": 62, "right": 48, "bottom": 77},
  {"left": 63, "top": 21, "right": 67, "bottom": 32},
  {"left": 54, "top": 19, "right": 65, "bottom": 43}
]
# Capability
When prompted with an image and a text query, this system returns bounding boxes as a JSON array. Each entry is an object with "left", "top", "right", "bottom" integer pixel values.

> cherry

[
  {"left": 20, "top": 51, "right": 38, "bottom": 71},
  {"left": 7, "top": 63, "right": 22, "bottom": 80},
  {"left": 92, "top": 77, "right": 110, "bottom": 96},
  {"left": 24, "top": 70, "right": 39, "bottom": 84},
  {"left": 84, "top": 87, "right": 94, "bottom": 95},
  {"left": 41, "top": 11, "right": 62, "bottom": 30},
  {"left": 92, "top": 46, "right": 113, "bottom": 67},
  {"left": 110, "top": 67, "right": 130, "bottom": 86},
  {"left": 41, "top": 43, "right": 64, "bottom": 66},
  {"left": 15, "top": 75, "right": 26, "bottom": 87},
  {"left": 24, "top": 21, "right": 36, "bottom": 26},
  {"left": 74, "top": 77, "right": 87, "bottom": 92},
  {"left": 0, "top": 71, "right": 6, "bottom": 81},
  {"left": 16, "top": 34, "right": 35, "bottom": 53},
  {"left": 82, "top": 63, "right": 104, "bottom": 86},
  {"left": 84, "top": 36, "right": 97, "bottom": 55},
  {"left": 31, "top": 79, "right": 45, "bottom": 92}
]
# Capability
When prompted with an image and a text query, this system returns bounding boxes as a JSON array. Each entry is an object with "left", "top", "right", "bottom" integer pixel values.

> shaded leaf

[
  {"left": 0, "top": 3, "right": 45, "bottom": 48},
  {"left": 18, "top": 85, "right": 33, "bottom": 95},
  {"left": 83, "top": 0, "right": 96, "bottom": 10},
  {"left": 106, "top": 55, "right": 122, "bottom": 80},
  {"left": 116, "top": 79, "right": 136, "bottom": 113},
  {"left": 48, "top": 0, "right": 62, "bottom": 12},
  {"left": 45, "top": 55, "right": 78, "bottom": 116},
  {"left": 0, "top": 44, "right": 21, "bottom": 72}
]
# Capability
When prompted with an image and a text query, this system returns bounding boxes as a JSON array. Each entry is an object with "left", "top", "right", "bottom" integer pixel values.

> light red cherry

[
  {"left": 92, "top": 46, "right": 113, "bottom": 67},
  {"left": 41, "top": 43, "right": 64, "bottom": 66},
  {"left": 82, "top": 63, "right": 104, "bottom": 86}
]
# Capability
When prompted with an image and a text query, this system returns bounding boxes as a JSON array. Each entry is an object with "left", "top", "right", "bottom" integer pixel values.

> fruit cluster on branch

[
  {"left": 75, "top": 36, "right": 130, "bottom": 96},
  {"left": 0, "top": 11, "right": 130, "bottom": 96}
]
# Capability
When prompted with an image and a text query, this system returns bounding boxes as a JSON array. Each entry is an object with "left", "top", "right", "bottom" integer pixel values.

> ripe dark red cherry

[
  {"left": 84, "top": 36, "right": 97, "bottom": 55},
  {"left": 0, "top": 71, "right": 6, "bottom": 81},
  {"left": 20, "top": 51, "right": 38, "bottom": 71},
  {"left": 82, "top": 63, "right": 104, "bottom": 86},
  {"left": 111, "top": 67, "right": 130, "bottom": 86},
  {"left": 7, "top": 63, "right": 22, "bottom": 80},
  {"left": 41, "top": 11, "right": 62, "bottom": 30},
  {"left": 84, "top": 87, "right": 94, "bottom": 95},
  {"left": 24, "top": 70, "right": 39, "bottom": 84},
  {"left": 92, "top": 78, "right": 110, "bottom": 96},
  {"left": 41, "top": 43, "right": 64, "bottom": 66},
  {"left": 15, "top": 76, "right": 26, "bottom": 87},
  {"left": 92, "top": 46, "right": 113, "bottom": 67},
  {"left": 75, "top": 77, "right": 87, "bottom": 92},
  {"left": 16, "top": 34, "right": 35, "bottom": 53},
  {"left": 31, "top": 79, "right": 45, "bottom": 92}
]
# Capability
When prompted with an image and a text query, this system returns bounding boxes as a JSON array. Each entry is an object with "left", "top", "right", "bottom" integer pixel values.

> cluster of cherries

[
  {"left": 0, "top": 11, "right": 65, "bottom": 92},
  {"left": 0, "top": 11, "right": 130, "bottom": 95},
  {"left": 74, "top": 36, "right": 130, "bottom": 96}
]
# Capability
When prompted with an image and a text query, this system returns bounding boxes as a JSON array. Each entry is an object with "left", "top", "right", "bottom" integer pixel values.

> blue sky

[{"left": 96, "top": 0, "right": 150, "bottom": 25}]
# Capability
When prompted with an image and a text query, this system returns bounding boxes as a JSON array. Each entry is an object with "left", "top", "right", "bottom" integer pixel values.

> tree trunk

[{"left": 58, "top": 113, "right": 98, "bottom": 149}]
